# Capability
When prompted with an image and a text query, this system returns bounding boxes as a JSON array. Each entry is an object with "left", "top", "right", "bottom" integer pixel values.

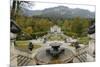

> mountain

[
  {"left": 21, "top": 6, "right": 95, "bottom": 19},
  {"left": 20, "top": 8, "right": 42, "bottom": 16}
]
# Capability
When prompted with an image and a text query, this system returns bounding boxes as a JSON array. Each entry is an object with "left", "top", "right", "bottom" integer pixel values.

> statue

[
  {"left": 43, "top": 37, "right": 47, "bottom": 43},
  {"left": 74, "top": 42, "right": 80, "bottom": 49},
  {"left": 28, "top": 42, "right": 34, "bottom": 51}
]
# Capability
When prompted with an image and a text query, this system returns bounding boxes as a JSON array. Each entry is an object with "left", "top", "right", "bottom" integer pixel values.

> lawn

[
  {"left": 15, "top": 40, "right": 42, "bottom": 50},
  {"left": 47, "top": 34, "right": 66, "bottom": 41},
  {"left": 77, "top": 37, "right": 90, "bottom": 45}
]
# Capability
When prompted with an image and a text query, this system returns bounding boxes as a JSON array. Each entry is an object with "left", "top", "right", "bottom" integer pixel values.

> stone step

[
  {"left": 77, "top": 52, "right": 87, "bottom": 62},
  {"left": 22, "top": 58, "right": 31, "bottom": 66},
  {"left": 76, "top": 46, "right": 88, "bottom": 55},
  {"left": 77, "top": 55, "right": 84, "bottom": 62},
  {"left": 18, "top": 55, "right": 25, "bottom": 64},
  {"left": 18, "top": 57, "right": 28, "bottom": 66},
  {"left": 82, "top": 52, "right": 87, "bottom": 60},
  {"left": 17, "top": 55, "right": 31, "bottom": 66},
  {"left": 17, "top": 55, "right": 22, "bottom": 60},
  {"left": 80, "top": 55, "right": 86, "bottom": 62}
]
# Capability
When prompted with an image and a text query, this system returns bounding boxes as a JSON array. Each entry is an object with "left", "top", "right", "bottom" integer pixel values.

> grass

[
  {"left": 47, "top": 34, "right": 66, "bottom": 41},
  {"left": 78, "top": 37, "right": 90, "bottom": 45},
  {"left": 15, "top": 41, "right": 42, "bottom": 50}
]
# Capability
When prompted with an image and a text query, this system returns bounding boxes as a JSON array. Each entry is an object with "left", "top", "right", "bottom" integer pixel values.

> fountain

[
  {"left": 34, "top": 42, "right": 74, "bottom": 64},
  {"left": 46, "top": 42, "right": 65, "bottom": 58}
]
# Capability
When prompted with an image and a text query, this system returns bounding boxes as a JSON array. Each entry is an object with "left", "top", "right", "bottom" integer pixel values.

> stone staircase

[
  {"left": 17, "top": 55, "right": 32, "bottom": 66},
  {"left": 76, "top": 51, "right": 87, "bottom": 62},
  {"left": 74, "top": 45, "right": 88, "bottom": 62}
]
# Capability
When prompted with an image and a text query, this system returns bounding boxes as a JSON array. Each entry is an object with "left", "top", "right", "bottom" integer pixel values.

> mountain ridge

[{"left": 20, "top": 6, "right": 95, "bottom": 19}]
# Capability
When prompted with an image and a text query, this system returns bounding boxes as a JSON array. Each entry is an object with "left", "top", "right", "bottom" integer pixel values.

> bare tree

[{"left": 11, "top": 0, "right": 33, "bottom": 19}]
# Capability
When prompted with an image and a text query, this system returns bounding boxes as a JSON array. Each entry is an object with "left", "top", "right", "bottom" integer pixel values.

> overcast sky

[
  {"left": 10, "top": 0, "right": 95, "bottom": 12},
  {"left": 30, "top": 2, "right": 95, "bottom": 12}
]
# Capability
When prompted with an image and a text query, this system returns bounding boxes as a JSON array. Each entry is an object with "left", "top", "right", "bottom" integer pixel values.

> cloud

[{"left": 30, "top": 2, "right": 95, "bottom": 12}]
